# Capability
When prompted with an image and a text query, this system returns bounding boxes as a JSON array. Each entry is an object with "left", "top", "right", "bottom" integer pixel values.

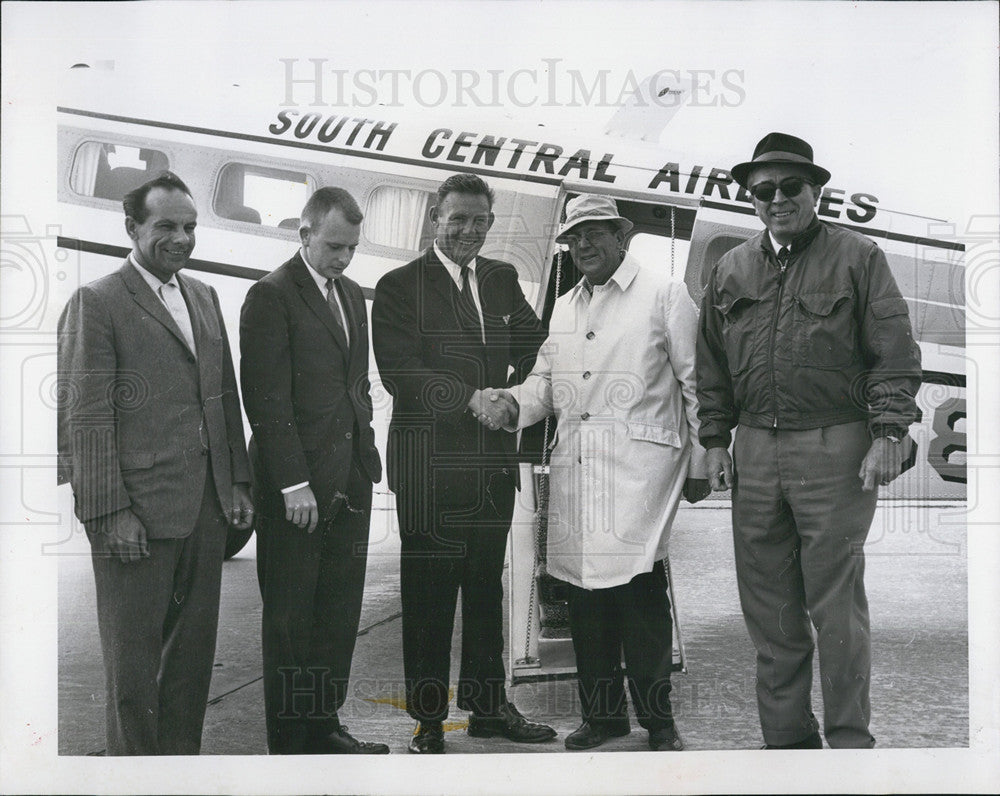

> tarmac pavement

[{"left": 58, "top": 499, "right": 968, "bottom": 756}]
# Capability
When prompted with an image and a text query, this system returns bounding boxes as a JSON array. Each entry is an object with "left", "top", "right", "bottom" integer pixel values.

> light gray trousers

[{"left": 732, "top": 421, "right": 878, "bottom": 748}]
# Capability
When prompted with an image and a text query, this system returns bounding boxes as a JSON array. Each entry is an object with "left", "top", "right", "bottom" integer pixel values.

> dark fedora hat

[{"left": 731, "top": 132, "right": 831, "bottom": 188}]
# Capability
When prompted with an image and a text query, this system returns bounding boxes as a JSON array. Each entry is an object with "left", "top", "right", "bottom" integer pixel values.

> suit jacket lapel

[
  {"left": 289, "top": 255, "right": 350, "bottom": 358},
  {"left": 422, "top": 248, "right": 481, "bottom": 340},
  {"left": 476, "top": 257, "right": 498, "bottom": 336},
  {"left": 422, "top": 249, "right": 458, "bottom": 305},
  {"left": 473, "top": 258, "right": 504, "bottom": 376},
  {"left": 119, "top": 260, "right": 196, "bottom": 357},
  {"left": 177, "top": 275, "right": 216, "bottom": 388},
  {"left": 338, "top": 278, "right": 363, "bottom": 374}
]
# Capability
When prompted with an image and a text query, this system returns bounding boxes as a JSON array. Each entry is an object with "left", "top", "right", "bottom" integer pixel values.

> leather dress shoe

[
  {"left": 467, "top": 702, "right": 557, "bottom": 743},
  {"left": 306, "top": 726, "right": 389, "bottom": 754},
  {"left": 649, "top": 724, "right": 685, "bottom": 751},
  {"left": 408, "top": 721, "right": 445, "bottom": 754},
  {"left": 564, "top": 719, "right": 631, "bottom": 750},
  {"left": 763, "top": 731, "right": 822, "bottom": 750}
]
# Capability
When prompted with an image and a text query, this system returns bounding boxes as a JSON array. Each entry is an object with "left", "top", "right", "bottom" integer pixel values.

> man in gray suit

[{"left": 57, "top": 171, "right": 253, "bottom": 755}]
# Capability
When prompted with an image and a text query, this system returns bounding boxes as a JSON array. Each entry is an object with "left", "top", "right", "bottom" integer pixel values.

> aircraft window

[
  {"left": 214, "top": 162, "right": 314, "bottom": 228},
  {"left": 70, "top": 141, "right": 170, "bottom": 201},
  {"left": 627, "top": 231, "right": 691, "bottom": 279},
  {"left": 365, "top": 186, "right": 435, "bottom": 251}
]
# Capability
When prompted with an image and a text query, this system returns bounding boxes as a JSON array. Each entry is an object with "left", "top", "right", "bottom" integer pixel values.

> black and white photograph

[{"left": 1, "top": 1, "right": 998, "bottom": 793}]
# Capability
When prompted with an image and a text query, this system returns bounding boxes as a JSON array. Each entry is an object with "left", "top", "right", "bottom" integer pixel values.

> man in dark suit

[
  {"left": 240, "top": 187, "right": 387, "bottom": 755},
  {"left": 57, "top": 171, "right": 253, "bottom": 755},
  {"left": 372, "top": 173, "right": 554, "bottom": 753}
]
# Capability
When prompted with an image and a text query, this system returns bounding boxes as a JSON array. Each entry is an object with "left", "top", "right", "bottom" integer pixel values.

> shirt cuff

[
  {"left": 508, "top": 385, "right": 529, "bottom": 431},
  {"left": 872, "top": 423, "right": 909, "bottom": 441},
  {"left": 700, "top": 435, "right": 731, "bottom": 450},
  {"left": 281, "top": 481, "right": 309, "bottom": 494}
]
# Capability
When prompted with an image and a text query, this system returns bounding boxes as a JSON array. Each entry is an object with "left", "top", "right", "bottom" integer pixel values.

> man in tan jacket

[{"left": 58, "top": 171, "right": 252, "bottom": 755}]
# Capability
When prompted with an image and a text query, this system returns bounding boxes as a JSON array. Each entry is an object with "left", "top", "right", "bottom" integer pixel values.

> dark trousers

[
  {"left": 257, "top": 460, "right": 373, "bottom": 754},
  {"left": 566, "top": 561, "right": 676, "bottom": 733},
  {"left": 732, "top": 422, "right": 878, "bottom": 748},
  {"left": 397, "top": 470, "right": 515, "bottom": 723},
  {"left": 90, "top": 474, "right": 228, "bottom": 755}
]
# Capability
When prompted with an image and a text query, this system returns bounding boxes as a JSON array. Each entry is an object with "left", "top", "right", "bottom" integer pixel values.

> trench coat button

[
  {"left": 581, "top": 412, "right": 590, "bottom": 421},
  {"left": 345, "top": 431, "right": 353, "bottom": 440},
  {"left": 582, "top": 371, "right": 591, "bottom": 379},
  {"left": 586, "top": 331, "right": 595, "bottom": 340}
]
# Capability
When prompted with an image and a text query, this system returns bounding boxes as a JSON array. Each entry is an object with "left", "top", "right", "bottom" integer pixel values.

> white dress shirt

[{"left": 769, "top": 231, "right": 791, "bottom": 255}]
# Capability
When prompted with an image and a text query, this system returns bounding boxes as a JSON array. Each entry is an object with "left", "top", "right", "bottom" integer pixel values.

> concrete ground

[{"left": 58, "top": 500, "right": 968, "bottom": 756}]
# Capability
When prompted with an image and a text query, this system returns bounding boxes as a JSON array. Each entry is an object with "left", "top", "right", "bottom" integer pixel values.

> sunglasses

[{"left": 748, "top": 176, "right": 814, "bottom": 202}]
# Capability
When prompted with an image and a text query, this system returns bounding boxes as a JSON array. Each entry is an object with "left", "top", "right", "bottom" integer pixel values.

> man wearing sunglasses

[{"left": 696, "top": 133, "right": 921, "bottom": 750}]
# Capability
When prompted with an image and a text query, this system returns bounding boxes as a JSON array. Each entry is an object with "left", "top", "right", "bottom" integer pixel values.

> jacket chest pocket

[
  {"left": 792, "top": 290, "right": 857, "bottom": 369},
  {"left": 715, "top": 294, "right": 761, "bottom": 376}
]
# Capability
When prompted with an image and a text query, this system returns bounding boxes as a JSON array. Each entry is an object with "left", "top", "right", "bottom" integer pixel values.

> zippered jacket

[{"left": 696, "top": 219, "right": 921, "bottom": 449}]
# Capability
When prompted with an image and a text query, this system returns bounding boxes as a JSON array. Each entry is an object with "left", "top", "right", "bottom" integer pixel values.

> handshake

[{"left": 469, "top": 388, "right": 519, "bottom": 431}]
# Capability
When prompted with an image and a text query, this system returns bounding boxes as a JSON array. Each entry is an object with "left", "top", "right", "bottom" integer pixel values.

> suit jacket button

[
  {"left": 586, "top": 331, "right": 595, "bottom": 340},
  {"left": 345, "top": 431, "right": 353, "bottom": 439},
  {"left": 582, "top": 371, "right": 591, "bottom": 379},
  {"left": 201, "top": 449, "right": 209, "bottom": 456},
  {"left": 581, "top": 412, "right": 590, "bottom": 421}
]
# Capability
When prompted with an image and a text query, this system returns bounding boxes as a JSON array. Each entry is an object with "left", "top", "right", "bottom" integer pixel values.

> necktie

[
  {"left": 158, "top": 282, "right": 197, "bottom": 358},
  {"left": 777, "top": 246, "right": 790, "bottom": 270},
  {"left": 325, "top": 278, "right": 349, "bottom": 348},
  {"left": 459, "top": 265, "right": 484, "bottom": 341}
]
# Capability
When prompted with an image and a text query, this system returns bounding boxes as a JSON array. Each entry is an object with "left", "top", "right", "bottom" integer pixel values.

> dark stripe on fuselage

[
  {"left": 700, "top": 200, "right": 965, "bottom": 252},
  {"left": 58, "top": 106, "right": 965, "bottom": 253}
]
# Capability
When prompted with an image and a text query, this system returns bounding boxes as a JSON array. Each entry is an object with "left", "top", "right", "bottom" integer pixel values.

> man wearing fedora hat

[
  {"left": 489, "top": 193, "right": 710, "bottom": 752},
  {"left": 696, "top": 132, "right": 921, "bottom": 749}
]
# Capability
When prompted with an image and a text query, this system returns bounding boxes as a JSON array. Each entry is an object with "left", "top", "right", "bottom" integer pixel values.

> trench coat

[{"left": 512, "top": 254, "right": 706, "bottom": 589}]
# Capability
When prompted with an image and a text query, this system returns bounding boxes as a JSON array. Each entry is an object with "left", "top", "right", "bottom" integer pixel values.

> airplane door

[{"left": 683, "top": 202, "right": 758, "bottom": 305}]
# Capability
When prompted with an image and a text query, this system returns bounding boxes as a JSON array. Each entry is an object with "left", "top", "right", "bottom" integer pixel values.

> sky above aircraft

[{"left": 10, "top": 0, "right": 997, "bottom": 228}]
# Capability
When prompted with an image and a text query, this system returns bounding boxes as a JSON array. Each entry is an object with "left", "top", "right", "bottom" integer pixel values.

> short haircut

[
  {"left": 123, "top": 171, "right": 193, "bottom": 223},
  {"left": 300, "top": 186, "right": 364, "bottom": 229},
  {"left": 436, "top": 173, "right": 495, "bottom": 210}
]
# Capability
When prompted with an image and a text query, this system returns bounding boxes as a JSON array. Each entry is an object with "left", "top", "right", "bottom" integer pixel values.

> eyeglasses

[
  {"left": 748, "top": 176, "right": 814, "bottom": 202},
  {"left": 561, "top": 229, "right": 616, "bottom": 247}
]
